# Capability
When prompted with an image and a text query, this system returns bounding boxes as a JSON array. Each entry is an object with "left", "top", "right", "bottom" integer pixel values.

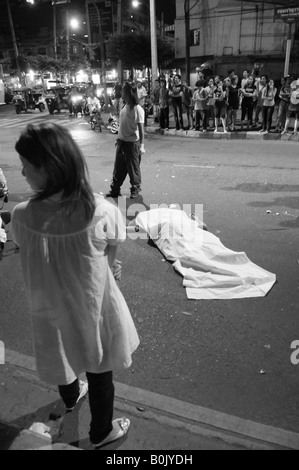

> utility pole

[
  {"left": 284, "top": 21, "right": 294, "bottom": 77},
  {"left": 184, "top": 0, "right": 190, "bottom": 83},
  {"left": 92, "top": 1, "right": 108, "bottom": 109},
  {"left": 149, "top": 0, "right": 158, "bottom": 83},
  {"left": 117, "top": 0, "right": 122, "bottom": 83},
  {"left": 66, "top": 7, "right": 70, "bottom": 61},
  {"left": 5, "top": 0, "right": 22, "bottom": 84},
  {"left": 53, "top": 1, "right": 57, "bottom": 60}
]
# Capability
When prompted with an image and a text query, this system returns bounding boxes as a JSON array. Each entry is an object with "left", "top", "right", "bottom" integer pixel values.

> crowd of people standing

[{"left": 134, "top": 69, "right": 299, "bottom": 135}]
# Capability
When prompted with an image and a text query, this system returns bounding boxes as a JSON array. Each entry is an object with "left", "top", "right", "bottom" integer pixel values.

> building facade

[{"left": 174, "top": 0, "right": 299, "bottom": 85}]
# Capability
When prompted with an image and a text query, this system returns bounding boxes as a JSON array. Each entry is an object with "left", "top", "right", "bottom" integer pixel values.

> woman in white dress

[{"left": 11, "top": 122, "right": 139, "bottom": 448}]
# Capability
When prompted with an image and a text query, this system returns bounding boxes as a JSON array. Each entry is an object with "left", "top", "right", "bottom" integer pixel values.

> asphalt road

[{"left": 0, "top": 104, "right": 299, "bottom": 435}]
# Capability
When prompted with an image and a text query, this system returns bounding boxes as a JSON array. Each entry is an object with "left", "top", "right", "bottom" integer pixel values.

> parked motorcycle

[
  {"left": 107, "top": 114, "right": 119, "bottom": 134},
  {"left": 89, "top": 109, "right": 106, "bottom": 132},
  {"left": 0, "top": 168, "right": 10, "bottom": 254}
]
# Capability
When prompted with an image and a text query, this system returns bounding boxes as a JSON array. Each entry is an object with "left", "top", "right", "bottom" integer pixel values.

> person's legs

[
  {"left": 262, "top": 106, "right": 268, "bottom": 131},
  {"left": 267, "top": 106, "right": 275, "bottom": 132},
  {"left": 58, "top": 379, "right": 80, "bottom": 410},
  {"left": 195, "top": 110, "right": 201, "bottom": 130},
  {"left": 108, "top": 141, "right": 128, "bottom": 195},
  {"left": 202, "top": 110, "right": 208, "bottom": 131},
  {"left": 221, "top": 106, "right": 227, "bottom": 132},
  {"left": 165, "top": 106, "right": 170, "bottom": 129},
  {"left": 214, "top": 106, "right": 219, "bottom": 131},
  {"left": 178, "top": 102, "right": 184, "bottom": 129},
  {"left": 254, "top": 104, "right": 262, "bottom": 127},
  {"left": 160, "top": 107, "right": 165, "bottom": 129},
  {"left": 172, "top": 102, "right": 180, "bottom": 130},
  {"left": 124, "top": 141, "right": 142, "bottom": 196},
  {"left": 293, "top": 113, "right": 299, "bottom": 134},
  {"left": 248, "top": 102, "right": 254, "bottom": 127},
  {"left": 86, "top": 371, "right": 114, "bottom": 444},
  {"left": 281, "top": 117, "right": 290, "bottom": 134}
]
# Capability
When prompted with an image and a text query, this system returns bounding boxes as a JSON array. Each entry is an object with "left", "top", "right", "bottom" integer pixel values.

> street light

[{"left": 132, "top": 0, "right": 158, "bottom": 83}]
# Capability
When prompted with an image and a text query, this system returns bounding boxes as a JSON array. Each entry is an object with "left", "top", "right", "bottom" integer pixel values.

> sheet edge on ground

[{"left": 134, "top": 208, "right": 276, "bottom": 300}]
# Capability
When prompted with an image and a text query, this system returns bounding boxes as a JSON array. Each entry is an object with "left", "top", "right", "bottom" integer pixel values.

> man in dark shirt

[{"left": 169, "top": 74, "right": 184, "bottom": 130}]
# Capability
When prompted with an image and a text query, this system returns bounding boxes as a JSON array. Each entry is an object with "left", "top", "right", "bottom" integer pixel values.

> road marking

[
  {"left": 174, "top": 164, "right": 216, "bottom": 169},
  {"left": 0, "top": 114, "right": 79, "bottom": 129},
  {"left": 4, "top": 348, "right": 299, "bottom": 450}
]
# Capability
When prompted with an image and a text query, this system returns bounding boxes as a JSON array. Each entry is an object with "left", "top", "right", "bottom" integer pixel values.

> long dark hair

[
  {"left": 15, "top": 123, "right": 95, "bottom": 220},
  {"left": 122, "top": 81, "right": 138, "bottom": 109}
]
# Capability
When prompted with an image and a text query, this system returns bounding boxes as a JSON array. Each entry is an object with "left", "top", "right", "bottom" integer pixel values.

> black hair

[
  {"left": 15, "top": 123, "right": 95, "bottom": 220},
  {"left": 195, "top": 80, "right": 204, "bottom": 88},
  {"left": 122, "top": 81, "right": 138, "bottom": 109}
]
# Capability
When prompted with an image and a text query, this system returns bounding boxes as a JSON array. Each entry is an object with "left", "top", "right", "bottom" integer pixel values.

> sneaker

[
  {"left": 65, "top": 380, "right": 88, "bottom": 412},
  {"left": 223, "top": 130, "right": 228, "bottom": 134},
  {"left": 92, "top": 417, "right": 130, "bottom": 448},
  {"left": 262, "top": 130, "right": 268, "bottom": 135},
  {"left": 106, "top": 191, "right": 121, "bottom": 198},
  {"left": 202, "top": 129, "right": 207, "bottom": 133}
]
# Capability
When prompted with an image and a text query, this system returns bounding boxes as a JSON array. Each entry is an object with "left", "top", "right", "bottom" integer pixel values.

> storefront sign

[{"left": 275, "top": 7, "right": 299, "bottom": 22}]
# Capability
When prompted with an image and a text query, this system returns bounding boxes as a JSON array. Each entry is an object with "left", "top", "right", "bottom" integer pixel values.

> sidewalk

[
  {"left": 1, "top": 349, "right": 299, "bottom": 451},
  {"left": 144, "top": 116, "right": 299, "bottom": 142}
]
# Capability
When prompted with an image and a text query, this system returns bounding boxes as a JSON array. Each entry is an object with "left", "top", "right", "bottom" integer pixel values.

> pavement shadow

[
  {"left": 9, "top": 397, "right": 83, "bottom": 449},
  {"left": 0, "top": 421, "right": 22, "bottom": 450},
  {"left": 247, "top": 196, "right": 299, "bottom": 211}
]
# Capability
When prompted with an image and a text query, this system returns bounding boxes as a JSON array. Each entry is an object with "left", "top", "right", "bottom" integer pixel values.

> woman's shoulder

[{"left": 12, "top": 200, "right": 30, "bottom": 220}]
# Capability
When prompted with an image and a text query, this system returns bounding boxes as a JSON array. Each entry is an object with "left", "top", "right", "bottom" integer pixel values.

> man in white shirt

[
  {"left": 136, "top": 80, "right": 148, "bottom": 125},
  {"left": 106, "top": 82, "right": 145, "bottom": 199}
]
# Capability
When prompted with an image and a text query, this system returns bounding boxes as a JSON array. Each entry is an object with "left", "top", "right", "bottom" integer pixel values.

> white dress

[{"left": 11, "top": 193, "right": 139, "bottom": 385}]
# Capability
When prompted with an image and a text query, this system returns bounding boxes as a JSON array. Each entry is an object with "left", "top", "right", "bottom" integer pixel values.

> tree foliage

[
  {"left": 105, "top": 32, "right": 174, "bottom": 70},
  {"left": 12, "top": 54, "right": 91, "bottom": 83}
]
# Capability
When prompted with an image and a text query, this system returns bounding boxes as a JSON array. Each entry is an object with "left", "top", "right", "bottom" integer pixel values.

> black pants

[
  {"left": 58, "top": 371, "right": 114, "bottom": 444},
  {"left": 262, "top": 106, "right": 275, "bottom": 131},
  {"left": 160, "top": 107, "right": 169, "bottom": 129},
  {"left": 195, "top": 109, "right": 208, "bottom": 130},
  {"left": 172, "top": 99, "right": 184, "bottom": 130},
  {"left": 110, "top": 140, "right": 141, "bottom": 194}
]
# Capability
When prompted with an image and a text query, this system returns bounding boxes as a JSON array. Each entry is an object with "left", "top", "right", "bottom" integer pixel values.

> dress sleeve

[
  {"left": 11, "top": 204, "right": 22, "bottom": 246},
  {"left": 95, "top": 199, "right": 126, "bottom": 246}
]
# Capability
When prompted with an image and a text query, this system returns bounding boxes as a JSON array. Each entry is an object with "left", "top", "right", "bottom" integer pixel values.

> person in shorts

[
  {"left": 281, "top": 79, "right": 299, "bottom": 135},
  {"left": 213, "top": 77, "right": 227, "bottom": 133}
]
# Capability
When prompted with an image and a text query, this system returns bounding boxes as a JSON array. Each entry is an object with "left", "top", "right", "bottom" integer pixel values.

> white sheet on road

[
  {"left": 0, "top": 215, "right": 7, "bottom": 244},
  {"left": 134, "top": 208, "right": 276, "bottom": 300}
]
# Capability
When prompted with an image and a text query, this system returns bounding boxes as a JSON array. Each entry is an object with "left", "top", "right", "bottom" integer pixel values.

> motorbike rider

[
  {"left": 87, "top": 91, "right": 101, "bottom": 117},
  {"left": 68, "top": 85, "right": 82, "bottom": 116}
]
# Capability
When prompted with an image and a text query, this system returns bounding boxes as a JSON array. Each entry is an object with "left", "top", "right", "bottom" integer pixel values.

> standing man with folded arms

[{"left": 106, "top": 82, "right": 145, "bottom": 199}]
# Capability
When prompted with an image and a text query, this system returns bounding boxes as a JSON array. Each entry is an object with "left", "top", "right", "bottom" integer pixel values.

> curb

[
  {"left": 145, "top": 126, "right": 299, "bottom": 142},
  {"left": 3, "top": 349, "right": 299, "bottom": 451},
  {"left": 0, "top": 420, "right": 81, "bottom": 450}
]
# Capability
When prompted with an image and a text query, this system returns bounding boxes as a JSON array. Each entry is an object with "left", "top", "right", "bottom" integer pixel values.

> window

[{"left": 190, "top": 29, "right": 200, "bottom": 46}]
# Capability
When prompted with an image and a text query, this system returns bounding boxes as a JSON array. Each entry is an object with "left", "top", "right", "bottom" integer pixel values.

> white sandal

[{"left": 93, "top": 417, "right": 130, "bottom": 448}]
